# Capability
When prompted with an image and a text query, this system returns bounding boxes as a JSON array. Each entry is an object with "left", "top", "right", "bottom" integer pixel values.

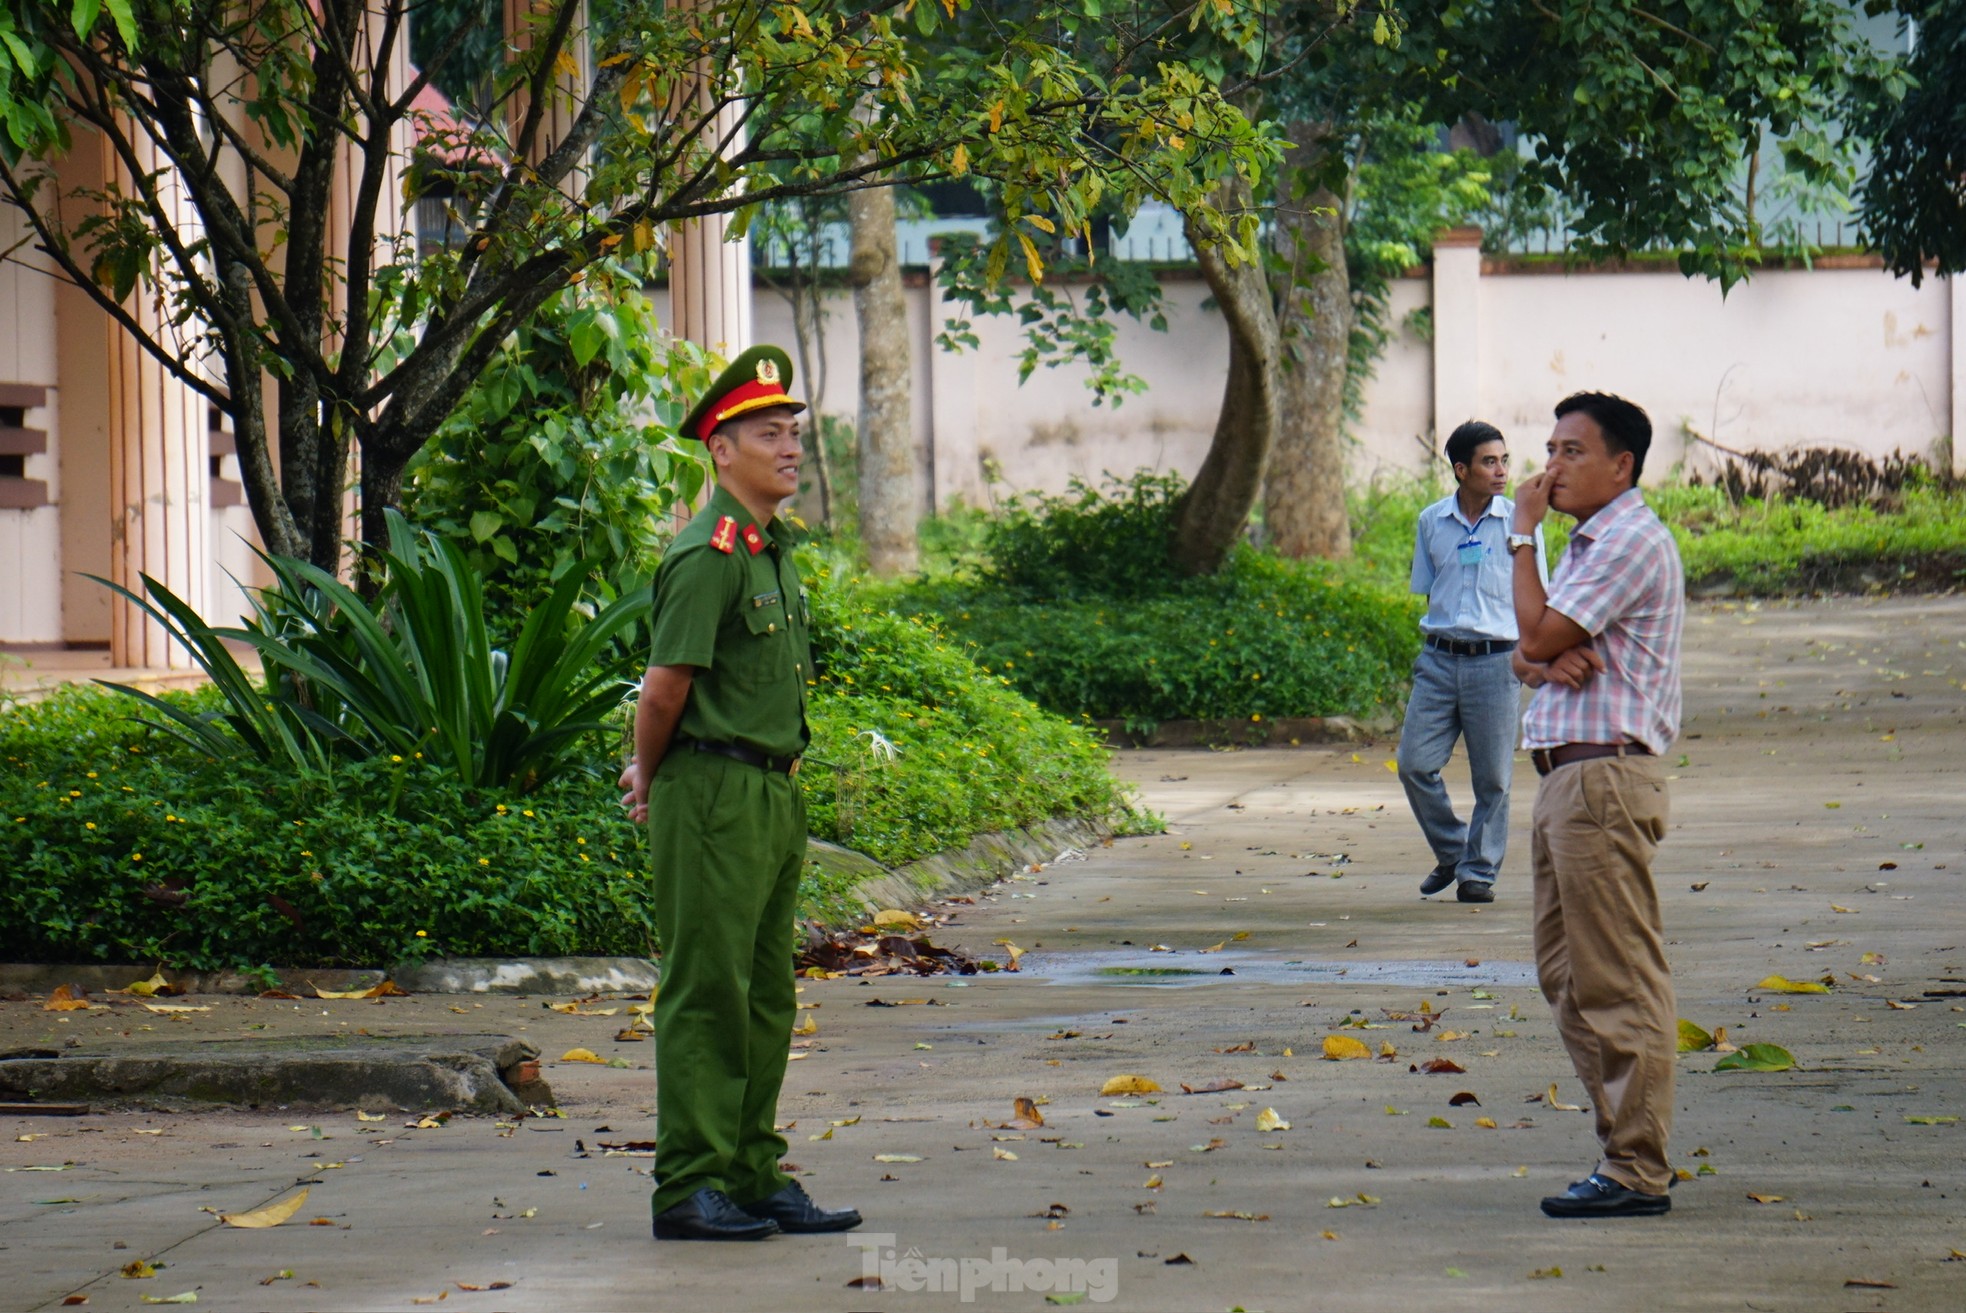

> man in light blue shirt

[{"left": 1398, "top": 420, "right": 1547, "bottom": 903}]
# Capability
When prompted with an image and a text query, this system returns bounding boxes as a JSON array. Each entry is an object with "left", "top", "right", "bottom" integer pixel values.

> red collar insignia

[
  {"left": 741, "top": 523, "right": 766, "bottom": 555},
  {"left": 709, "top": 515, "right": 738, "bottom": 554}
]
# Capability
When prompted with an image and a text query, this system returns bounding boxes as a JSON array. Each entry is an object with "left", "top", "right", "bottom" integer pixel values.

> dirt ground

[{"left": 2, "top": 595, "right": 1963, "bottom": 1313}]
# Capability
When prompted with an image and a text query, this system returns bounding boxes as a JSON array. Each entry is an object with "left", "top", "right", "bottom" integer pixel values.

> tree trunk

[
  {"left": 847, "top": 179, "right": 919, "bottom": 576},
  {"left": 1265, "top": 124, "right": 1354, "bottom": 560},
  {"left": 1170, "top": 185, "right": 1281, "bottom": 576}
]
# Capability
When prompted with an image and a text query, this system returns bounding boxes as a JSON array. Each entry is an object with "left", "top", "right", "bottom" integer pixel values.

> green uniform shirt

[{"left": 647, "top": 484, "right": 812, "bottom": 759}]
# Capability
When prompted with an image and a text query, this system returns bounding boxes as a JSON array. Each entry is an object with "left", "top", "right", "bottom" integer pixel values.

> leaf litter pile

[{"left": 797, "top": 908, "right": 996, "bottom": 978}]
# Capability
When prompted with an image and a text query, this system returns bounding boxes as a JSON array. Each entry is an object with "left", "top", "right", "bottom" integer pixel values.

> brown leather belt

[{"left": 1531, "top": 742, "right": 1653, "bottom": 777}]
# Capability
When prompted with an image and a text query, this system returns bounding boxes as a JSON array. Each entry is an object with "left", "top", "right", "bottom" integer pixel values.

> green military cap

[{"left": 680, "top": 344, "right": 806, "bottom": 442}]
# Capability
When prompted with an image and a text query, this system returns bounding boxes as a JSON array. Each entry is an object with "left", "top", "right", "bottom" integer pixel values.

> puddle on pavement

[{"left": 1024, "top": 950, "right": 1537, "bottom": 989}]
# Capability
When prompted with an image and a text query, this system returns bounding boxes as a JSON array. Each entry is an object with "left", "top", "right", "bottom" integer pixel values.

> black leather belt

[
  {"left": 1531, "top": 742, "right": 1653, "bottom": 776},
  {"left": 686, "top": 739, "right": 801, "bottom": 775},
  {"left": 1425, "top": 635, "right": 1516, "bottom": 657}
]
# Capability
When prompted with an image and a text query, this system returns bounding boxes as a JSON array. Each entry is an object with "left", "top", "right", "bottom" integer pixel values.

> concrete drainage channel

[{"left": 0, "top": 957, "right": 656, "bottom": 1116}]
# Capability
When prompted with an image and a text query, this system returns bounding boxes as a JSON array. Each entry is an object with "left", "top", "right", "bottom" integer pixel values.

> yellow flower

[
  {"left": 131, "top": 853, "right": 142, "bottom": 861},
  {"left": 415, "top": 930, "right": 428, "bottom": 938},
  {"left": 391, "top": 755, "right": 404, "bottom": 764},
  {"left": 84, "top": 821, "right": 97, "bottom": 830},
  {"left": 522, "top": 809, "right": 534, "bottom": 818},
  {"left": 86, "top": 771, "right": 98, "bottom": 779},
  {"left": 478, "top": 858, "right": 491, "bottom": 866}
]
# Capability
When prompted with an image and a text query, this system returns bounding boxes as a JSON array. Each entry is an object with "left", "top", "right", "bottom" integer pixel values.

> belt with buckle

[
  {"left": 686, "top": 739, "right": 802, "bottom": 775},
  {"left": 1425, "top": 635, "right": 1516, "bottom": 657},
  {"left": 1531, "top": 742, "right": 1653, "bottom": 776}
]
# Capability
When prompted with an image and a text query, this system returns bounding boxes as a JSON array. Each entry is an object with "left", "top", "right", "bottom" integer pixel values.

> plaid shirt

[{"left": 1522, "top": 489, "right": 1685, "bottom": 755}]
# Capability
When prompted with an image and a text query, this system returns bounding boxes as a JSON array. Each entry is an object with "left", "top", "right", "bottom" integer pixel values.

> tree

[
  {"left": 1856, "top": 1, "right": 1966, "bottom": 285},
  {"left": 0, "top": 0, "right": 1273, "bottom": 574},
  {"left": 848, "top": 171, "right": 918, "bottom": 576},
  {"left": 1165, "top": 0, "right": 1907, "bottom": 572}
]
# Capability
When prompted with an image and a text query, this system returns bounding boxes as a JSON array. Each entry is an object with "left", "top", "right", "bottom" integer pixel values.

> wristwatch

[{"left": 1506, "top": 533, "right": 1537, "bottom": 554}]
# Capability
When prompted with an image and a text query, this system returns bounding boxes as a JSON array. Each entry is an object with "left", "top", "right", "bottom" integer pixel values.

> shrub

[
  {"left": 2, "top": 571, "right": 1136, "bottom": 969},
  {"left": 96, "top": 510, "right": 649, "bottom": 794},
  {"left": 892, "top": 474, "right": 1422, "bottom": 727},
  {"left": 802, "top": 561, "right": 1136, "bottom": 862}
]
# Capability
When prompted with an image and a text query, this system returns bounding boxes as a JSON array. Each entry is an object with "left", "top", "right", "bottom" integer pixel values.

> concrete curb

[
  {"left": 1092, "top": 715, "right": 1387, "bottom": 748},
  {"left": 0, "top": 1035, "right": 549, "bottom": 1113}
]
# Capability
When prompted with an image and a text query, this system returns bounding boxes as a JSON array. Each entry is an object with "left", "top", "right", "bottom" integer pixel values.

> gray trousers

[{"left": 1396, "top": 645, "right": 1521, "bottom": 886}]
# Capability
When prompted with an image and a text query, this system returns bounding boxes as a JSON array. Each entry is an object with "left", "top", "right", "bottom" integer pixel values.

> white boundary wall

[{"left": 736, "top": 251, "right": 1961, "bottom": 512}]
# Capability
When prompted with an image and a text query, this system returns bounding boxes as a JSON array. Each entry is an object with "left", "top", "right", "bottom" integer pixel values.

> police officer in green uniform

[{"left": 618, "top": 345, "right": 861, "bottom": 1242}]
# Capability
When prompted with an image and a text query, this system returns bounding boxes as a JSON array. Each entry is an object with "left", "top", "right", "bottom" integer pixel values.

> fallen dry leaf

[
  {"left": 1010, "top": 1097, "right": 1046, "bottom": 1129},
  {"left": 559, "top": 1048, "right": 605, "bottom": 1064},
  {"left": 312, "top": 980, "right": 407, "bottom": 1000},
  {"left": 872, "top": 1154, "right": 923, "bottom": 1164},
  {"left": 1448, "top": 1091, "right": 1482, "bottom": 1106},
  {"left": 1475, "top": 1117, "right": 1498, "bottom": 1129},
  {"left": 221, "top": 1188, "right": 310, "bottom": 1229},
  {"left": 1322, "top": 1035, "right": 1371, "bottom": 1061},
  {"left": 44, "top": 984, "right": 99, "bottom": 1012},
  {"left": 871, "top": 909, "right": 921, "bottom": 931},
  {"left": 791, "top": 1013, "right": 817, "bottom": 1037},
  {"left": 1547, "top": 1084, "right": 1584, "bottom": 1112},
  {"left": 1179, "top": 1079, "right": 1244, "bottom": 1094},
  {"left": 1201, "top": 1210, "right": 1269, "bottom": 1221},
  {"left": 1746, "top": 1192, "right": 1784, "bottom": 1204},
  {"left": 140, "top": 1003, "right": 210, "bottom": 1014},
  {"left": 1418, "top": 1058, "right": 1466, "bottom": 1075},
  {"left": 1100, "top": 1074, "right": 1162, "bottom": 1095},
  {"left": 454, "top": 1282, "right": 513, "bottom": 1292},
  {"left": 1255, "top": 1107, "right": 1290, "bottom": 1132},
  {"left": 992, "top": 1147, "right": 1018, "bottom": 1161},
  {"left": 120, "top": 1261, "right": 156, "bottom": 1280},
  {"left": 1842, "top": 1279, "right": 1895, "bottom": 1289},
  {"left": 1755, "top": 974, "right": 1831, "bottom": 995}
]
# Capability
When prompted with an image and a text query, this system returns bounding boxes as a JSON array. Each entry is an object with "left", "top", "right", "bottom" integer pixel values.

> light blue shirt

[{"left": 1409, "top": 493, "right": 1548, "bottom": 641}]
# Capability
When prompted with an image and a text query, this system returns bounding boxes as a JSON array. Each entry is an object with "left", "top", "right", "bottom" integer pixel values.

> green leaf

[
  {"left": 101, "top": 0, "right": 138, "bottom": 50},
  {"left": 468, "top": 510, "right": 502, "bottom": 544},
  {"left": 1676, "top": 1019, "right": 1714, "bottom": 1052},
  {"left": 1714, "top": 1044, "right": 1795, "bottom": 1073},
  {"left": 1902, "top": 1115, "right": 1958, "bottom": 1126},
  {"left": 69, "top": 0, "right": 103, "bottom": 40}
]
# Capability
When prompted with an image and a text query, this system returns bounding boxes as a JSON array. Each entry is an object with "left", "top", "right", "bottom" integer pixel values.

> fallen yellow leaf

[
  {"left": 1101, "top": 1074, "right": 1162, "bottom": 1095},
  {"left": 1746, "top": 1192, "right": 1784, "bottom": 1204},
  {"left": 792, "top": 1013, "right": 817, "bottom": 1036},
  {"left": 1547, "top": 1083, "right": 1584, "bottom": 1112},
  {"left": 221, "top": 1188, "right": 310, "bottom": 1229},
  {"left": 43, "top": 984, "right": 98, "bottom": 1012},
  {"left": 141, "top": 1003, "right": 210, "bottom": 1014},
  {"left": 1322, "top": 1035, "right": 1371, "bottom": 1061},
  {"left": 1256, "top": 1107, "right": 1290, "bottom": 1132},
  {"left": 559, "top": 1048, "right": 605, "bottom": 1064},
  {"left": 1756, "top": 975, "right": 1831, "bottom": 994},
  {"left": 123, "top": 970, "right": 175, "bottom": 998},
  {"left": 992, "top": 1147, "right": 1018, "bottom": 1161},
  {"left": 1475, "top": 1117, "right": 1498, "bottom": 1129}
]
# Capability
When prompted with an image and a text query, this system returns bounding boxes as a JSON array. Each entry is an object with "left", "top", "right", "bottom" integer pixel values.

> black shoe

[
  {"left": 1540, "top": 1173, "right": 1671, "bottom": 1218},
  {"left": 738, "top": 1180, "right": 863, "bottom": 1234},
  {"left": 1456, "top": 881, "right": 1495, "bottom": 903},
  {"left": 1420, "top": 866, "right": 1457, "bottom": 896},
  {"left": 653, "top": 1188, "right": 781, "bottom": 1240}
]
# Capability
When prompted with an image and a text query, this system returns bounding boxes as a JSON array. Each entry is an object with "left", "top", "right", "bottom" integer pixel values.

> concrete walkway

[{"left": 3, "top": 596, "right": 1963, "bottom": 1311}]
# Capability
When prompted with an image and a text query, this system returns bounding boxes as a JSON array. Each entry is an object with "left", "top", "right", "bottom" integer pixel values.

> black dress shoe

[
  {"left": 653, "top": 1188, "right": 781, "bottom": 1240},
  {"left": 1420, "top": 866, "right": 1457, "bottom": 896},
  {"left": 738, "top": 1180, "right": 863, "bottom": 1233},
  {"left": 1540, "top": 1173, "right": 1671, "bottom": 1218},
  {"left": 1456, "top": 881, "right": 1495, "bottom": 903}
]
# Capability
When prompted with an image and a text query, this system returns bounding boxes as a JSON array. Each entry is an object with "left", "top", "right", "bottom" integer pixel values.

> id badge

[{"left": 1457, "top": 537, "right": 1486, "bottom": 566}]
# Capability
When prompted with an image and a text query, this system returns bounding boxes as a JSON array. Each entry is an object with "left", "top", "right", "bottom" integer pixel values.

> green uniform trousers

[{"left": 647, "top": 749, "right": 805, "bottom": 1215}]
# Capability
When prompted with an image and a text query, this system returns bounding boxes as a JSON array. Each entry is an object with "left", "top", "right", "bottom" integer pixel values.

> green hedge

[
  {"left": 0, "top": 573, "right": 1131, "bottom": 970},
  {"left": 887, "top": 475, "right": 1423, "bottom": 728},
  {"left": 1346, "top": 478, "right": 1966, "bottom": 596}
]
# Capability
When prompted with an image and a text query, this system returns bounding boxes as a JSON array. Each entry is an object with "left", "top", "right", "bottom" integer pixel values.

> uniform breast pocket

[{"left": 746, "top": 592, "right": 786, "bottom": 640}]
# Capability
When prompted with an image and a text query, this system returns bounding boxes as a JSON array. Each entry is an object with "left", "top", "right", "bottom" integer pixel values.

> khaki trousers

[{"left": 1530, "top": 755, "right": 1674, "bottom": 1195}]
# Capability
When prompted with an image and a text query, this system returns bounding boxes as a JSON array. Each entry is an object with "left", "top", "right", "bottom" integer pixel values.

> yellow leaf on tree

[
  {"left": 1255, "top": 1107, "right": 1290, "bottom": 1132},
  {"left": 221, "top": 1188, "right": 310, "bottom": 1229},
  {"left": 1322, "top": 1035, "right": 1371, "bottom": 1061},
  {"left": 950, "top": 142, "right": 969, "bottom": 176},
  {"left": 1100, "top": 1074, "right": 1162, "bottom": 1095},
  {"left": 560, "top": 1048, "right": 606, "bottom": 1064}
]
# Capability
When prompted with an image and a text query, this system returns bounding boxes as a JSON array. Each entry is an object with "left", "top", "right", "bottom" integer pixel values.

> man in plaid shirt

[{"left": 1507, "top": 391, "right": 1685, "bottom": 1220}]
